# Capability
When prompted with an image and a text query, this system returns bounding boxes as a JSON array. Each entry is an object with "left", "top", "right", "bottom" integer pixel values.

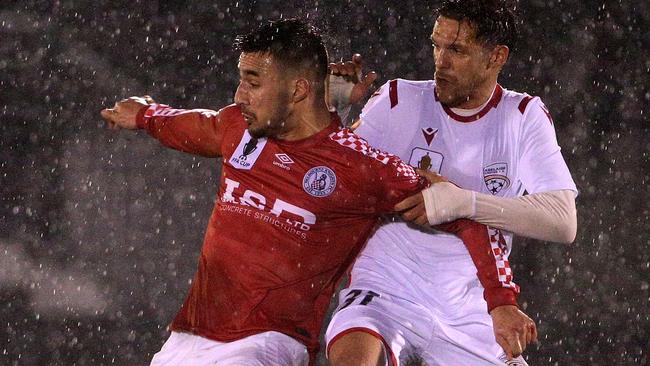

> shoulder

[
  {"left": 496, "top": 87, "right": 554, "bottom": 127},
  {"left": 329, "top": 128, "right": 390, "bottom": 164},
  {"left": 328, "top": 128, "right": 417, "bottom": 179},
  {"left": 499, "top": 87, "right": 550, "bottom": 118},
  {"left": 219, "top": 104, "right": 245, "bottom": 121},
  {"left": 366, "top": 79, "right": 434, "bottom": 108},
  {"left": 215, "top": 104, "right": 247, "bottom": 132},
  {"left": 392, "top": 78, "right": 435, "bottom": 91}
]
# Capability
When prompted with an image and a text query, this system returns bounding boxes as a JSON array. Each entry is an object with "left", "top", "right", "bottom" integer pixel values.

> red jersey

[{"left": 136, "top": 104, "right": 517, "bottom": 361}]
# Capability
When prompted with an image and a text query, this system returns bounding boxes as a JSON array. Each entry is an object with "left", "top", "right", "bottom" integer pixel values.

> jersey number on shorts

[{"left": 339, "top": 290, "right": 380, "bottom": 310}]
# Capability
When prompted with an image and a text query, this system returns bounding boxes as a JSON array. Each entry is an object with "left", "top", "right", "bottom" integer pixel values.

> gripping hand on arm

[{"left": 327, "top": 54, "right": 377, "bottom": 125}]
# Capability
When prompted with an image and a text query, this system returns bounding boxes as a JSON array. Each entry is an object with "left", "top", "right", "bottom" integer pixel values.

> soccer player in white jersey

[{"left": 325, "top": 1, "right": 578, "bottom": 365}]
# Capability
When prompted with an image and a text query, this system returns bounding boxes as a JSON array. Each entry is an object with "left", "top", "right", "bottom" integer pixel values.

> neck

[
  {"left": 277, "top": 98, "right": 332, "bottom": 141},
  {"left": 457, "top": 75, "right": 498, "bottom": 109}
]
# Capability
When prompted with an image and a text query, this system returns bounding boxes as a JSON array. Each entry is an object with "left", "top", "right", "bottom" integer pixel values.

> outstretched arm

[{"left": 100, "top": 97, "right": 227, "bottom": 157}]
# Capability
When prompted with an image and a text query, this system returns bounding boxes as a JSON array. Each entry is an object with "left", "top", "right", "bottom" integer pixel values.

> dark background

[{"left": 1, "top": 1, "right": 648, "bottom": 365}]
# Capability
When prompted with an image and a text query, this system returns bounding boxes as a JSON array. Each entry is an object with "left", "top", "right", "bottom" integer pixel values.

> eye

[{"left": 239, "top": 79, "right": 260, "bottom": 88}]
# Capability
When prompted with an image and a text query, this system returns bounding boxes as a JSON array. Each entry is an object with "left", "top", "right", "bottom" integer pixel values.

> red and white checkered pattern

[
  {"left": 488, "top": 228, "right": 520, "bottom": 293},
  {"left": 330, "top": 129, "right": 419, "bottom": 180}
]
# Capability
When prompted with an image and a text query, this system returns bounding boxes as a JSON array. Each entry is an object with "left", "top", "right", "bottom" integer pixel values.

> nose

[
  {"left": 434, "top": 48, "right": 450, "bottom": 70},
  {"left": 234, "top": 82, "right": 248, "bottom": 105}
]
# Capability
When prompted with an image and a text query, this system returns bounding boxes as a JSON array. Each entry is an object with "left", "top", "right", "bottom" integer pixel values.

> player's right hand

[
  {"left": 490, "top": 305, "right": 538, "bottom": 360},
  {"left": 100, "top": 96, "right": 154, "bottom": 130},
  {"left": 329, "top": 54, "right": 378, "bottom": 105}
]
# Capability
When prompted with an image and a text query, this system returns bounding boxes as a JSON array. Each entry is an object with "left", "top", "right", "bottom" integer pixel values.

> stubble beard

[
  {"left": 247, "top": 106, "right": 289, "bottom": 139},
  {"left": 437, "top": 73, "right": 487, "bottom": 108},
  {"left": 437, "top": 85, "right": 469, "bottom": 108},
  {"left": 246, "top": 87, "right": 292, "bottom": 139}
]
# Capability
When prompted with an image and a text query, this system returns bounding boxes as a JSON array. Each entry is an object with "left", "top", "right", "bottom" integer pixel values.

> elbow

[
  {"left": 554, "top": 191, "right": 578, "bottom": 244},
  {"left": 555, "top": 213, "right": 577, "bottom": 244}
]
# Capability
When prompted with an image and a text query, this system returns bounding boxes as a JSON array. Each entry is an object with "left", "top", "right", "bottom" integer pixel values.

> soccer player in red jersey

[{"left": 100, "top": 19, "right": 518, "bottom": 366}]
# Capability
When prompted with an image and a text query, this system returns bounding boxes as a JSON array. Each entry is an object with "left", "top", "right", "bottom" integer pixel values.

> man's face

[
  {"left": 235, "top": 52, "right": 291, "bottom": 139},
  {"left": 431, "top": 16, "right": 493, "bottom": 108}
]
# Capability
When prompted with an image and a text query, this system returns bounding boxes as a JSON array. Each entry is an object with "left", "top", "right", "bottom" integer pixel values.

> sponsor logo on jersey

[
  {"left": 421, "top": 127, "right": 438, "bottom": 146},
  {"left": 273, "top": 153, "right": 294, "bottom": 171},
  {"left": 229, "top": 131, "right": 267, "bottom": 170},
  {"left": 303, "top": 166, "right": 337, "bottom": 197},
  {"left": 408, "top": 148, "right": 443, "bottom": 173},
  {"left": 220, "top": 177, "right": 316, "bottom": 239},
  {"left": 483, "top": 162, "right": 511, "bottom": 195}
]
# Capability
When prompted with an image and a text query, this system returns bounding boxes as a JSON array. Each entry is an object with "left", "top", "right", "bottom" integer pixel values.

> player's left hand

[
  {"left": 394, "top": 169, "right": 448, "bottom": 227},
  {"left": 490, "top": 305, "right": 538, "bottom": 360}
]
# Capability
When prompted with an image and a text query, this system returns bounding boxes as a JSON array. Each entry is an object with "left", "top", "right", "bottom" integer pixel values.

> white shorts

[
  {"left": 150, "top": 331, "right": 309, "bottom": 366},
  {"left": 325, "top": 253, "right": 529, "bottom": 366}
]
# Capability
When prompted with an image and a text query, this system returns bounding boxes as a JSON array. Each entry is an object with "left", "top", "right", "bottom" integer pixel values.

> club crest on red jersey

[
  {"left": 303, "top": 166, "right": 337, "bottom": 197},
  {"left": 483, "top": 162, "right": 511, "bottom": 195}
]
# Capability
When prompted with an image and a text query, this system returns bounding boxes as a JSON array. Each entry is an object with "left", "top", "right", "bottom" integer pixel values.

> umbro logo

[
  {"left": 273, "top": 153, "right": 294, "bottom": 171},
  {"left": 275, "top": 153, "right": 294, "bottom": 164}
]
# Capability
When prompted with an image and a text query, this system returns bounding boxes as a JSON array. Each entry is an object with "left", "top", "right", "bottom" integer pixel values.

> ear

[
  {"left": 292, "top": 78, "right": 310, "bottom": 103},
  {"left": 488, "top": 45, "right": 510, "bottom": 71}
]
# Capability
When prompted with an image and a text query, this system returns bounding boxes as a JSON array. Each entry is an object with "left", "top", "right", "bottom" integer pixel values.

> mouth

[
  {"left": 241, "top": 110, "right": 256, "bottom": 124},
  {"left": 434, "top": 73, "right": 453, "bottom": 85}
]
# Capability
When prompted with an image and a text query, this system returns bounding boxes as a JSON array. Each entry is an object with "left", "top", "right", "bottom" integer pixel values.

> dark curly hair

[
  {"left": 435, "top": 0, "right": 519, "bottom": 51},
  {"left": 234, "top": 19, "right": 329, "bottom": 92}
]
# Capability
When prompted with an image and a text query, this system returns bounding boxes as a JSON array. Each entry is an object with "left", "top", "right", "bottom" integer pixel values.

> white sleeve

[
  {"left": 472, "top": 189, "right": 577, "bottom": 243},
  {"left": 422, "top": 182, "right": 577, "bottom": 243},
  {"left": 354, "top": 81, "right": 400, "bottom": 152},
  {"left": 518, "top": 98, "right": 578, "bottom": 195}
]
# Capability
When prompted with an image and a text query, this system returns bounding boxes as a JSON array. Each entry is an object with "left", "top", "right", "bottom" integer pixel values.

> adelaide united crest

[{"left": 483, "top": 162, "right": 511, "bottom": 195}]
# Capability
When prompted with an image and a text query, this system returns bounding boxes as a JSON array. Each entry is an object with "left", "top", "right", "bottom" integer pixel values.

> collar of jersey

[
  {"left": 435, "top": 84, "right": 504, "bottom": 123},
  {"left": 273, "top": 113, "right": 341, "bottom": 148}
]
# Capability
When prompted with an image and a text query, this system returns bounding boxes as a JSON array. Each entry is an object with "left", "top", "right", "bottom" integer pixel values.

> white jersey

[
  {"left": 326, "top": 80, "right": 577, "bottom": 365},
  {"left": 355, "top": 79, "right": 576, "bottom": 304}
]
